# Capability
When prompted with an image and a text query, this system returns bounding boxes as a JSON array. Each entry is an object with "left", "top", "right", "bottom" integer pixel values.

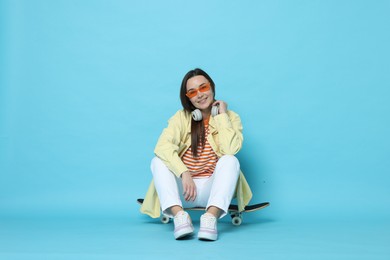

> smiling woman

[{"left": 140, "top": 68, "right": 252, "bottom": 241}]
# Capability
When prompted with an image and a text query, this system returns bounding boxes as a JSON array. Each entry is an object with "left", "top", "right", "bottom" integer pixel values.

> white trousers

[{"left": 151, "top": 155, "right": 240, "bottom": 219}]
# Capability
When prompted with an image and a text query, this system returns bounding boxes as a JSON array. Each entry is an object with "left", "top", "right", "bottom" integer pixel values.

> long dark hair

[{"left": 180, "top": 68, "right": 216, "bottom": 157}]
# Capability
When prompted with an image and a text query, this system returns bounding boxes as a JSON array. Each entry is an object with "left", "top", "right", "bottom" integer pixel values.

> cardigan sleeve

[
  {"left": 154, "top": 111, "right": 188, "bottom": 177},
  {"left": 213, "top": 111, "right": 243, "bottom": 155}
]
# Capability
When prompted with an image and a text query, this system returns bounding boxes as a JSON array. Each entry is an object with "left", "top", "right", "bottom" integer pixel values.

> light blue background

[{"left": 1, "top": 0, "right": 389, "bottom": 259}]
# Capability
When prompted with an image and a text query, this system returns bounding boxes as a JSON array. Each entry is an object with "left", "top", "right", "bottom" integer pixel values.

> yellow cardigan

[{"left": 140, "top": 109, "right": 253, "bottom": 218}]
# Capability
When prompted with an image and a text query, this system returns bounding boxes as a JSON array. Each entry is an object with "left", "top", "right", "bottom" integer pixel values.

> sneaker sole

[
  {"left": 174, "top": 226, "right": 194, "bottom": 240},
  {"left": 198, "top": 230, "right": 218, "bottom": 241}
]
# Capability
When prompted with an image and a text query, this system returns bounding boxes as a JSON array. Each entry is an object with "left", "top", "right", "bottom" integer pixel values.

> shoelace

[
  {"left": 201, "top": 215, "right": 216, "bottom": 229},
  {"left": 174, "top": 212, "right": 188, "bottom": 226}
]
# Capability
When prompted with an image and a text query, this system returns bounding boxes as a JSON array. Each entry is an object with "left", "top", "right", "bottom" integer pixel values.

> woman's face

[{"left": 186, "top": 75, "right": 214, "bottom": 111}]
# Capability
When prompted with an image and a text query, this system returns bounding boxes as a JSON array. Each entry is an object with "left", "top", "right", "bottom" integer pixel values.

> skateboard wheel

[
  {"left": 232, "top": 216, "right": 242, "bottom": 226},
  {"left": 161, "top": 215, "right": 170, "bottom": 224}
]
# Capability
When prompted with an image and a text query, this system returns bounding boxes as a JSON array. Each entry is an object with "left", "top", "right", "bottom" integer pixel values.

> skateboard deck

[{"left": 137, "top": 198, "right": 269, "bottom": 226}]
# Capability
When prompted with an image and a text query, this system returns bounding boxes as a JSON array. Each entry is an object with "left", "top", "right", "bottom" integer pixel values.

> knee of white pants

[
  {"left": 150, "top": 156, "right": 165, "bottom": 176},
  {"left": 217, "top": 155, "right": 240, "bottom": 172}
]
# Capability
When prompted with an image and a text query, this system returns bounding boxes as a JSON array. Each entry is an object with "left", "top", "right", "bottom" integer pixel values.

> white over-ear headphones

[{"left": 191, "top": 106, "right": 219, "bottom": 121}]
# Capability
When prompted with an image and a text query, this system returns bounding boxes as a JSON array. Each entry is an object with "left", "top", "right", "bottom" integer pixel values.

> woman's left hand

[{"left": 212, "top": 100, "right": 228, "bottom": 114}]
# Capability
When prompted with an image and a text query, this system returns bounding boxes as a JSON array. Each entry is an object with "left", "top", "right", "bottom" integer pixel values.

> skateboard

[{"left": 137, "top": 198, "right": 269, "bottom": 226}]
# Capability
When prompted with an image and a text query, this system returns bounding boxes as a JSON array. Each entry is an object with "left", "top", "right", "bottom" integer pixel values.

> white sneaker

[
  {"left": 198, "top": 213, "right": 218, "bottom": 241},
  {"left": 173, "top": 211, "right": 194, "bottom": 239}
]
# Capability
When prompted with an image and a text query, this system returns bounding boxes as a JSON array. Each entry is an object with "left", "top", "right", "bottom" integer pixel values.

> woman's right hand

[{"left": 181, "top": 171, "right": 197, "bottom": 201}]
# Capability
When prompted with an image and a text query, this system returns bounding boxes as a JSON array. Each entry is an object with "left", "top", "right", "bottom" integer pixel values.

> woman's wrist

[{"left": 180, "top": 171, "right": 190, "bottom": 178}]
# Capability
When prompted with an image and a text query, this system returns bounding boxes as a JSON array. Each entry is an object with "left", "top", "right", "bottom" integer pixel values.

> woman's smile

[{"left": 197, "top": 96, "right": 208, "bottom": 104}]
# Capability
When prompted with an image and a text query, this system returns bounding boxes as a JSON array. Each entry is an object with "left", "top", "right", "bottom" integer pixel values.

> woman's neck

[
  {"left": 200, "top": 106, "right": 212, "bottom": 120},
  {"left": 201, "top": 110, "right": 211, "bottom": 121}
]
